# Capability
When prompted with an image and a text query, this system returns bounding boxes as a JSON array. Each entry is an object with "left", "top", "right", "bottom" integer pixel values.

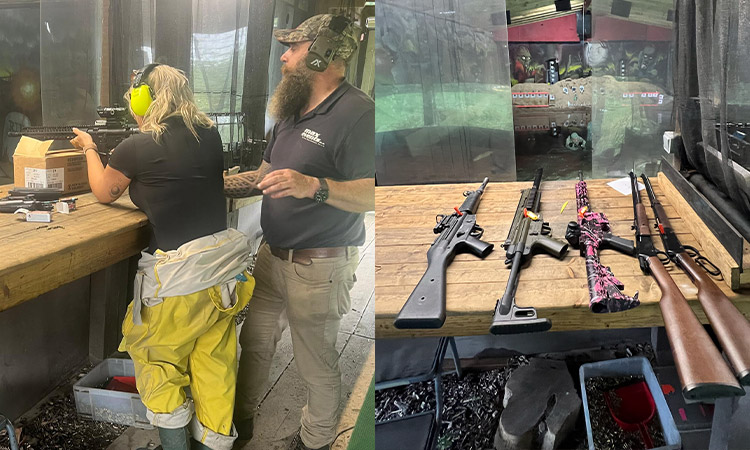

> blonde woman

[{"left": 70, "top": 63, "right": 254, "bottom": 450}]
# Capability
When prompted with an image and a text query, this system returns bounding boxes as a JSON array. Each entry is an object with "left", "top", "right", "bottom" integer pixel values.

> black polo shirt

[{"left": 261, "top": 81, "right": 374, "bottom": 249}]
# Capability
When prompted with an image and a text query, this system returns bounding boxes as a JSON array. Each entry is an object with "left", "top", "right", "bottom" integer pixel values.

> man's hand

[{"left": 258, "top": 169, "right": 319, "bottom": 199}]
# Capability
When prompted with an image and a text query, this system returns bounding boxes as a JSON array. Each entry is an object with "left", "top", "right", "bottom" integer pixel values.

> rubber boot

[{"left": 158, "top": 426, "right": 191, "bottom": 450}]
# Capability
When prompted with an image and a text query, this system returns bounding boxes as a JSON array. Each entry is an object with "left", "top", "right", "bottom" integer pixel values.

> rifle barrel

[
  {"left": 478, "top": 177, "right": 489, "bottom": 192},
  {"left": 641, "top": 173, "right": 658, "bottom": 203},
  {"left": 527, "top": 168, "right": 543, "bottom": 212}
]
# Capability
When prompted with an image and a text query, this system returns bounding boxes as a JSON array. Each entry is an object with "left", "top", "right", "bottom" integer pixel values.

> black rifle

[
  {"left": 0, "top": 188, "right": 62, "bottom": 213},
  {"left": 0, "top": 198, "right": 53, "bottom": 213},
  {"left": 641, "top": 173, "right": 750, "bottom": 385},
  {"left": 6, "top": 188, "right": 63, "bottom": 202},
  {"left": 490, "top": 168, "right": 569, "bottom": 335},
  {"left": 630, "top": 172, "right": 743, "bottom": 400},
  {"left": 394, "top": 178, "right": 493, "bottom": 329},
  {"left": 8, "top": 106, "right": 139, "bottom": 158},
  {"left": 565, "top": 170, "right": 639, "bottom": 313}
]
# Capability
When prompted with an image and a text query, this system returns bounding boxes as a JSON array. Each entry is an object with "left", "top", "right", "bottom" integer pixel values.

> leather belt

[{"left": 269, "top": 245, "right": 348, "bottom": 265}]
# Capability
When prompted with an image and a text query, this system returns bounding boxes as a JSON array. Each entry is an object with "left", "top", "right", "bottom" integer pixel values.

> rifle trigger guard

[
  {"left": 696, "top": 256, "right": 722, "bottom": 278},
  {"left": 655, "top": 250, "right": 671, "bottom": 265},
  {"left": 471, "top": 225, "right": 484, "bottom": 239},
  {"left": 683, "top": 245, "right": 722, "bottom": 277}
]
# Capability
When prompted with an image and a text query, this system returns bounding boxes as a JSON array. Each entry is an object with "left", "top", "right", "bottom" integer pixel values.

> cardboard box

[{"left": 12, "top": 136, "right": 90, "bottom": 194}]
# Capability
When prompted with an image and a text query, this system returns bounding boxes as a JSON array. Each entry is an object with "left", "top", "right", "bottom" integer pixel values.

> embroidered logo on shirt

[{"left": 301, "top": 128, "right": 326, "bottom": 147}]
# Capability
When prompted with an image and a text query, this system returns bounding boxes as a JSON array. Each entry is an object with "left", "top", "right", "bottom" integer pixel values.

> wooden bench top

[
  {"left": 375, "top": 175, "right": 750, "bottom": 338},
  {"left": 0, "top": 185, "right": 149, "bottom": 312}
]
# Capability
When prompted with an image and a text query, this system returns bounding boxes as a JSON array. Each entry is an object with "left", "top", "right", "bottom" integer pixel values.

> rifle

[
  {"left": 0, "top": 188, "right": 62, "bottom": 213},
  {"left": 490, "top": 168, "right": 568, "bottom": 335},
  {"left": 8, "top": 106, "right": 139, "bottom": 158},
  {"left": 630, "top": 172, "right": 743, "bottom": 400},
  {"left": 0, "top": 198, "right": 53, "bottom": 213},
  {"left": 6, "top": 187, "right": 63, "bottom": 202},
  {"left": 641, "top": 173, "right": 750, "bottom": 385},
  {"left": 394, "top": 178, "right": 493, "bottom": 329},
  {"left": 565, "top": 171, "right": 639, "bottom": 313}
]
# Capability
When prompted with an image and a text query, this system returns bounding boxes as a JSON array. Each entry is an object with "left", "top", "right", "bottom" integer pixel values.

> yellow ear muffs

[
  {"left": 130, "top": 63, "right": 160, "bottom": 116},
  {"left": 130, "top": 84, "right": 154, "bottom": 116}
]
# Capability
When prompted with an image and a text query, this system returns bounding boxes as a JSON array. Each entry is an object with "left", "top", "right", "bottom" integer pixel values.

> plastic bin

[
  {"left": 579, "top": 357, "right": 681, "bottom": 450},
  {"left": 73, "top": 358, "right": 152, "bottom": 429}
]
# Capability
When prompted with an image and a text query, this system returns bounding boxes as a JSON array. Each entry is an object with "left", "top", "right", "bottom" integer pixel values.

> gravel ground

[
  {"left": 0, "top": 393, "right": 128, "bottom": 450},
  {"left": 375, "top": 342, "right": 657, "bottom": 450},
  {"left": 376, "top": 356, "right": 530, "bottom": 450},
  {"left": 0, "top": 363, "right": 129, "bottom": 450}
]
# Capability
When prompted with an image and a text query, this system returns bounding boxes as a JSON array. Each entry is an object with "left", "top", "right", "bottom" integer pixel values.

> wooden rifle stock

[
  {"left": 641, "top": 173, "right": 750, "bottom": 385},
  {"left": 631, "top": 174, "right": 743, "bottom": 400},
  {"left": 647, "top": 255, "right": 743, "bottom": 399},
  {"left": 676, "top": 253, "right": 750, "bottom": 384}
]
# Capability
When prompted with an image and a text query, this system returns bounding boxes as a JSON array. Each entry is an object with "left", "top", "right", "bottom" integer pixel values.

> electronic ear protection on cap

[
  {"left": 130, "top": 63, "right": 160, "bottom": 116},
  {"left": 305, "top": 16, "right": 352, "bottom": 72}
]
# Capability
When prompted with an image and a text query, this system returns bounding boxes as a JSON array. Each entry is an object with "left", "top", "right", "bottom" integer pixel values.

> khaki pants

[{"left": 236, "top": 243, "right": 358, "bottom": 448}]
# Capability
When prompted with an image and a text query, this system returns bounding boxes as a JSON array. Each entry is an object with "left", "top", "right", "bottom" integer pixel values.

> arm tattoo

[
  {"left": 109, "top": 185, "right": 122, "bottom": 199},
  {"left": 224, "top": 171, "right": 262, "bottom": 198},
  {"left": 224, "top": 163, "right": 271, "bottom": 198}
]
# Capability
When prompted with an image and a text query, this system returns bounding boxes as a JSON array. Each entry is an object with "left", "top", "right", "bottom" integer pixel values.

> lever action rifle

[
  {"left": 394, "top": 178, "right": 494, "bottom": 329},
  {"left": 490, "top": 168, "right": 569, "bottom": 335},
  {"left": 630, "top": 172, "right": 743, "bottom": 400},
  {"left": 565, "top": 171, "right": 639, "bottom": 313},
  {"left": 641, "top": 173, "right": 750, "bottom": 385},
  {"left": 8, "top": 106, "right": 139, "bottom": 159}
]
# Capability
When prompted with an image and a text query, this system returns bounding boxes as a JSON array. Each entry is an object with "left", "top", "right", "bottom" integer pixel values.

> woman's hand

[{"left": 70, "top": 128, "right": 96, "bottom": 152}]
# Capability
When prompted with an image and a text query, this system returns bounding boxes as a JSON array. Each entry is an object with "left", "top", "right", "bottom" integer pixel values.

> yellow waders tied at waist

[{"left": 118, "top": 229, "right": 256, "bottom": 450}]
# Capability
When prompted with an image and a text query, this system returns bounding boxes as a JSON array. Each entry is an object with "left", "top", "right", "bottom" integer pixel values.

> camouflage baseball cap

[{"left": 274, "top": 14, "right": 360, "bottom": 61}]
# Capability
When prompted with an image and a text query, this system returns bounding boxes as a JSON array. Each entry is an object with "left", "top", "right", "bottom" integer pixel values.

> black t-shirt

[
  {"left": 108, "top": 116, "right": 226, "bottom": 253},
  {"left": 261, "top": 81, "right": 375, "bottom": 249}
]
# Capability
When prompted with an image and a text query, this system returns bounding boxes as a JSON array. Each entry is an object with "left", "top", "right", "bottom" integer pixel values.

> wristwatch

[{"left": 314, "top": 177, "right": 329, "bottom": 203}]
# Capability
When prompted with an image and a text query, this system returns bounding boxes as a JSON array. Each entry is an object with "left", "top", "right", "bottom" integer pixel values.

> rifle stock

[
  {"left": 394, "top": 251, "right": 449, "bottom": 329},
  {"left": 641, "top": 173, "right": 750, "bottom": 385},
  {"left": 676, "top": 253, "right": 750, "bottom": 384},
  {"left": 631, "top": 172, "right": 743, "bottom": 400},
  {"left": 647, "top": 256, "right": 743, "bottom": 398}
]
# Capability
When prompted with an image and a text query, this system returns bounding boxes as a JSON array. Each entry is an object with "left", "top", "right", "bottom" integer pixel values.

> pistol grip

[
  {"left": 602, "top": 233, "right": 636, "bottom": 256},
  {"left": 463, "top": 236, "right": 494, "bottom": 258},
  {"left": 565, "top": 221, "right": 581, "bottom": 248},
  {"left": 532, "top": 236, "right": 569, "bottom": 259}
]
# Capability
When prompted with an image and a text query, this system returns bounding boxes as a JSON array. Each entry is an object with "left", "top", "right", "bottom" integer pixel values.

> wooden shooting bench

[
  {"left": 375, "top": 175, "right": 750, "bottom": 338},
  {"left": 0, "top": 184, "right": 149, "bottom": 314}
]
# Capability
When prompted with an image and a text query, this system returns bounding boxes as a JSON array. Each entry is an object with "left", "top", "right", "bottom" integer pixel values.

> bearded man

[{"left": 223, "top": 14, "right": 374, "bottom": 450}]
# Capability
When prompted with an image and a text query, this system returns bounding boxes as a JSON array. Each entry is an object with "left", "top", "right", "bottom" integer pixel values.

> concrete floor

[{"left": 108, "top": 212, "right": 375, "bottom": 450}]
